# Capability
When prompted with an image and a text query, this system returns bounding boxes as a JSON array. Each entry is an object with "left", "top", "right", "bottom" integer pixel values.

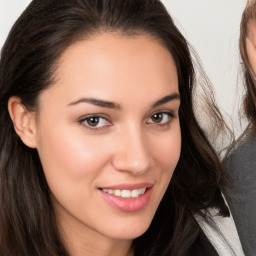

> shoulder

[
  {"left": 223, "top": 126, "right": 256, "bottom": 173},
  {"left": 194, "top": 205, "right": 245, "bottom": 256}
]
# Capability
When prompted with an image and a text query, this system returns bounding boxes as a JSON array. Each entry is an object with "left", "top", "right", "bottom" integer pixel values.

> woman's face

[
  {"left": 246, "top": 19, "right": 256, "bottom": 73},
  {"left": 34, "top": 33, "right": 181, "bottom": 244}
]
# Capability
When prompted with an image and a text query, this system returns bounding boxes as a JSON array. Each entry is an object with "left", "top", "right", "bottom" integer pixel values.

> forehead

[
  {"left": 58, "top": 32, "right": 175, "bottom": 73},
  {"left": 55, "top": 33, "right": 177, "bottom": 90},
  {"left": 38, "top": 32, "right": 179, "bottom": 110}
]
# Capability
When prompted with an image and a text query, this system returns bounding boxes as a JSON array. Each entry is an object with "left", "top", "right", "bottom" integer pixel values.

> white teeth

[
  {"left": 102, "top": 188, "right": 147, "bottom": 198},
  {"left": 107, "top": 189, "right": 114, "bottom": 195},
  {"left": 140, "top": 188, "right": 146, "bottom": 194},
  {"left": 121, "top": 190, "right": 131, "bottom": 198},
  {"left": 131, "top": 189, "right": 139, "bottom": 198},
  {"left": 114, "top": 189, "right": 121, "bottom": 196}
]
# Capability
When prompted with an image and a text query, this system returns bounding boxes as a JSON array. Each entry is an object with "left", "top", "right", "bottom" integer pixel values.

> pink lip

[
  {"left": 98, "top": 183, "right": 153, "bottom": 212},
  {"left": 100, "top": 182, "right": 153, "bottom": 190}
]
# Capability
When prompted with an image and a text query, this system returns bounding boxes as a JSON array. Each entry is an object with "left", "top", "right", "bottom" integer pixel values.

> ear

[{"left": 8, "top": 96, "right": 37, "bottom": 148}]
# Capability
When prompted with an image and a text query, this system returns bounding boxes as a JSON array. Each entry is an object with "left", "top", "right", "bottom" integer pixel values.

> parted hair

[{"left": 0, "top": 0, "right": 228, "bottom": 255}]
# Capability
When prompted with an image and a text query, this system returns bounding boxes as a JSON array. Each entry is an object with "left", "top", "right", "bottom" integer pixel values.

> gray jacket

[{"left": 222, "top": 126, "right": 256, "bottom": 256}]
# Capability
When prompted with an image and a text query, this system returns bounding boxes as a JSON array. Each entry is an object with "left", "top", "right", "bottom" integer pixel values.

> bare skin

[
  {"left": 246, "top": 20, "right": 256, "bottom": 73},
  {"left": 8, "top": 33, "right": 181, "bottom": 256}
]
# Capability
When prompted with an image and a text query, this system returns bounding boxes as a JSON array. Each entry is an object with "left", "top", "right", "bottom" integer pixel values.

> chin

[{"left": 107, "top": 220, "right": 151, "bottom": 240}]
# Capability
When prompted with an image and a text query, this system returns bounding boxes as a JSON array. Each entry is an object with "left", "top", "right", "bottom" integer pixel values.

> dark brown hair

[
  {"left": 0, "top": 1, "right": 228, "bottom": 255},
  {"left": 240, "top": 0, "right": 256, "bottom": 126}
]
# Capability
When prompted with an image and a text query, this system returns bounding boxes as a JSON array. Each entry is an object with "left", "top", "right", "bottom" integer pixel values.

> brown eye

[
  {"left": 151, "top": 113, "right": 164, "bottom": 123},
  {"left": 147, "top": 112, "right": 174, "bottom": 125},
  {"left": 87, "top": 116, "right": 100, "bottom": 127},
  {"left": 79, "top": 115, "right": 111, "bottom": 129}
]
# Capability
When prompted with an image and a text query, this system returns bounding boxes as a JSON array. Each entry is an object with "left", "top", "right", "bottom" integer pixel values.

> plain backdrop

[{"left": 0, "top": 0, "right": 248, "bottom": 136}]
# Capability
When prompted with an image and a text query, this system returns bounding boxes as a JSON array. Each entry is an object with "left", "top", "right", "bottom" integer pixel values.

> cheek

[
  {"left": 153, "top": 125, "right": 181, "bottom": 170},
  {"left": 148, "top": 124, "right": 181, "bottom": 207},
  {"left": 248, "top": 51, "right": 256, "bottom": 75},
  {"left": 36, "top": 123, "right": 112, "bottom": 186},
  {"left": 246, "top": 38, "right": 256, "bottom": 75}
]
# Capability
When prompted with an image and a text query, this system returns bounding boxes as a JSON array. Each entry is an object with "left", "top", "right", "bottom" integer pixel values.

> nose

[{"left": 112, "top": 125, "right": 154, "bottom": 175}]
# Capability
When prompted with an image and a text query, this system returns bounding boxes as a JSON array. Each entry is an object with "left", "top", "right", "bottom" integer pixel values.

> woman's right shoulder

[{"left": 223, "top": 125, "right": 256, "bottom": 170}]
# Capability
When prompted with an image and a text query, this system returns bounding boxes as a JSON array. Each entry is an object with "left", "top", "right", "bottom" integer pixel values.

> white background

[{"left": 0, "top": 0, "right": 248, "bottom": 135}]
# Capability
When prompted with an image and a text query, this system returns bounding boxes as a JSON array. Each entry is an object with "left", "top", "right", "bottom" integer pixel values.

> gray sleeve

[{"left": 222, "top": 134, "right": 256, "bottom": 256}]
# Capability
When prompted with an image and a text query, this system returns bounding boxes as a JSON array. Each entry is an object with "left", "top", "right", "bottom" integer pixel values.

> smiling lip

[{"left": 98, "top": 183, "right": 153, "bottom": 212}]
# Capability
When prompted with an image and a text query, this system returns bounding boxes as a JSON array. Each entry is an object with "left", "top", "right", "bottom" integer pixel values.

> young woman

[
  {"left": 222, "top": 1, "right": 256, "bottom": 255},
  {"left": 0, "top": 0, "right": 243, "bottom": 255}
]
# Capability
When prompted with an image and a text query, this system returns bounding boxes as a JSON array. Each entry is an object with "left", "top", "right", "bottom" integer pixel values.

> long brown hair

[{"left": 0, "top": 1, "right": 228, "bottom": 255}]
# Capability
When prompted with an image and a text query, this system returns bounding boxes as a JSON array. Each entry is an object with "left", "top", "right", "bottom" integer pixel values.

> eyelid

[
  {"left": 146, "top": 110, "right": 177, "bottom": 125},
  {"left": 78, "top": 114, "right": 112, "bottom": 130},
  {"left": 148, "top": 110, "right": 176, "bottom": 119}
]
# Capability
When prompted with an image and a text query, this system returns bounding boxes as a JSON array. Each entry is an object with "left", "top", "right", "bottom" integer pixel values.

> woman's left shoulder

[{"left": 194, "top": 200, "right": 245, "bottom": 256}]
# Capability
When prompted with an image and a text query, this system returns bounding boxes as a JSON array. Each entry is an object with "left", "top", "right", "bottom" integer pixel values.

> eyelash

[
  {"left": 78, "top": 111, "right": 176, "bottom": 131},
  {"left": 78, "top": 114, "right": 111, "bottom": 131},
  {"left": 146, "top": 111, "right": 176, "bottom": 127}
]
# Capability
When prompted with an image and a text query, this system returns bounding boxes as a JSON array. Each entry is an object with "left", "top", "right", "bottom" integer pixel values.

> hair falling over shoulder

[{"left": 0, "top": 0, "right": 228, "bottom": 255}]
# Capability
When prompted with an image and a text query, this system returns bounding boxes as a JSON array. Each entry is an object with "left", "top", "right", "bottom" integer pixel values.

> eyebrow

[
  {"left": 152, "top": 93, "right": 180, "bottom": 108},
  {"left": 67, "top": 93, "right": 180, "bottom": 109},
  {"left": 68, "top": 98, "right": 121, "bottom": 109}
]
